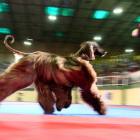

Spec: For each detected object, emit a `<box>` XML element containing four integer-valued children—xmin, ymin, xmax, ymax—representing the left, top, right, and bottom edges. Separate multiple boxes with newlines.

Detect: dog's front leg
<box><xmin>49</xmin><ymin>84</ymin><xmax>72</xmax><ymax>111</ymax></box>
<box><xmin>34</xmin><ymin>81</ymin><xmax>55</xmax><ymax>114</ymax></box>
<box><xmin>80</xmin><ymin>82</ymin><xmax>107</xmax><ymax>115</ymax></box>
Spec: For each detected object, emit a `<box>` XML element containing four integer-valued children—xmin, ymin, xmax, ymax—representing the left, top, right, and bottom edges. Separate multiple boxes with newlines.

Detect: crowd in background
<box><xmin>93</xmin><ymin>57</ymin><xmax>140</xmax><ymax>77</ymax></box>
<box><xmin>93</xmin><ymin>54</ymin><xmax>140</xmax><ymax>85</ymax></box>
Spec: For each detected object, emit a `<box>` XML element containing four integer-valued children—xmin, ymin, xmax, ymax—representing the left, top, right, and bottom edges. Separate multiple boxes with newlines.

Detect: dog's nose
<box><xmin>101</xmin><ymin>51</ymin><xmax>107</xmax><ymax>57</ymax></box>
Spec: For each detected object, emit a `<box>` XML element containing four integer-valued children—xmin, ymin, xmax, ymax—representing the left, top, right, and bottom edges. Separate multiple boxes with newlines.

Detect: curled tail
<box><xmin>4</xmin><ymin>35</ymin><xmax>27</xmax><ymax>56</ymax></box>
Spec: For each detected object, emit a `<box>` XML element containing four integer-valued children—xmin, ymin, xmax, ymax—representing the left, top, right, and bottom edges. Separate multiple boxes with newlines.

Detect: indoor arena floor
<box><xmin>0</xmin><ymin>102</ymin><xmax>140</xmax><ymax>140</ymax></box>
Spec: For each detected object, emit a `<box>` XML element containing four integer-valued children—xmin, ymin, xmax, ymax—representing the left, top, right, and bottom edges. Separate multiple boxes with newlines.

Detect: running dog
<box><xmin>0</xmin><ymin>35</ymin><xmax>107</xmax><ymax>115</ymax></box>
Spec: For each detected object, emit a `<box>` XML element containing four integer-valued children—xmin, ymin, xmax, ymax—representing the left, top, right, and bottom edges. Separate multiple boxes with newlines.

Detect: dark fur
<box><xmin>0</xmin><ymin>35</ymin><xmax>107</xmax><ymax>115</ymax></box>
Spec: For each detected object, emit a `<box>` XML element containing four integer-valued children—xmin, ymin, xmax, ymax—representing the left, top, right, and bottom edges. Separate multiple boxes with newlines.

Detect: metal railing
<box><xmin>28</xmin><ymin>75</ymin><xmax>140</xmax><ymax>87</ymax></box>
<box><xmin>97</xmin><ymin>75</ymin><xmax>140</xmax><ymax>86</ymax></box>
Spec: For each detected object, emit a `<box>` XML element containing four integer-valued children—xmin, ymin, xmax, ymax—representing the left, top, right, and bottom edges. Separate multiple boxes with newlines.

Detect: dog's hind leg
<box><xmin>80</xmin><ymin>83</ymin><xmax>107</xmax><ymax>115</ymax></box>
<box><xmin>50</xmin><ymin>84</ymin><xmax>72</xmax><ymax>111</ymax></box>
<box><xmin>34</xmin><ymin>81</ymin><xmax>55</xmax><ymax>114</ymax></box>
<box><xmin>0</xmin><ymin>70</ymin><xmax>36</xmax><ymax>102</ymax></box>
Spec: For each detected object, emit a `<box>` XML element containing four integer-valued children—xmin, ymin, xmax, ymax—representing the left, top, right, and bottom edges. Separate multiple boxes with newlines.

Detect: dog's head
<box><xmin>77</xmin><ymin>41</ymin><xmax>107</xmax><ymax>61</ymax></box>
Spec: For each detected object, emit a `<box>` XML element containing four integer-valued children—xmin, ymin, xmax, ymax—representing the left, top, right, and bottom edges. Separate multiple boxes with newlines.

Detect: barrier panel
<box><xmin>4</xmin><ymin>88</ymin><xmax>80</xmax><ymax>103</ymax></box>
<box><xmin>99</xmin><ymin>90</ymin><xmax>123</xmax><ymax>105</ymax></box>
<box><xmin>97</xmin><ymin>75</ymin><xmax>129</xmax><ymax>86</ymax></box>
<box><xmin>4</xmin><ymin>88</ymin><xmax>123</xmax><ymax>105</ymax></box>
<box><xmin>4</xmin><ymin>90</ymin><xmax>37</xmax><ymax>102</ymax></box>
<box><xmin>125</xmin><ymin>87</ymin><xmax>140</xmax><ymax>106</ymax></box>
<box><xmin>3</xmin><ymin>78</ymin><xmax>140</xmax><ymax>106</ymax></box>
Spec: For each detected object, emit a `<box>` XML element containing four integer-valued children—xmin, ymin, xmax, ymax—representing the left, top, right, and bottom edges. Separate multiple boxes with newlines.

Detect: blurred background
<box><xmin>0</xmin><ymin>0</ymin><xmax>140</xmax><ymax>106</ymax></box>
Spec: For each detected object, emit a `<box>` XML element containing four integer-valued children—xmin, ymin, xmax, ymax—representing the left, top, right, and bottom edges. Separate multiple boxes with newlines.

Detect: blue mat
<box><xmin>0</xmin><ymin>102</ymin><xmax>140</xmax><ymax>118</ymax></box>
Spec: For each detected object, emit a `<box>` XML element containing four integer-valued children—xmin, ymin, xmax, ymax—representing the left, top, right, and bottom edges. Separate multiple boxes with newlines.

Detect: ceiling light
<box><xmin>48</xmin><ymin>15</ymin><xmax>57</xmax><ymax>20</ymax></box>
<box><xmin>94</xmin><ymin>36</ymin><xmax>102</xmax><ymax>40</ymax></box>
<box><xmin>61</xmin><ymin>8</ymin><xmax>75</xmax><ymax>16</ymax></box>
<box><xmin>0</xmin><ymin>28</ymin><xmax>11</xmax><ymax>34</ymax></box>
<box><xmin>53</xmin><ymin>31</ymin><xmax>67</xmax><ymax>37</ymax></box>
<box><xmin>125</xmin><ymin>49</ymin><xmax>133</xmax><ymax>52</ymax></box>
<box><xmin>113</xmin><ymin>9</ymin><xmax>122</xmax><ymax>13</ymax></box>
<box><xmin>45</xmin><ymin>7</ymin><xmax>75</xmax><ymax>16</ymax></box>
<box><xmin>92</xmin><ymin>10</ymin><xmax>110</xmax><ymax>19</ymax></box>
<box><xmin>24</xmin><ymin>41</ymin><xmax>31</xmax><ymax>45</ymax></box>
<box><xmin>45</xmin><ymin>7</ymin><xmax>59</xmax><ymax>15</ymax></box>
<box><xmin>0</xmin><ymin>3</ymin><xmax>10</xmax><ymax>12</ymax></box>
<box><xmin>27</xmin><ymin>38</ymin><xmax>33</xmax><ymax>41</ymax></box>
<box><xmin>135</xmin><ymin>16</ymin><xmax>140</xmax><ymax>22</ymax></box>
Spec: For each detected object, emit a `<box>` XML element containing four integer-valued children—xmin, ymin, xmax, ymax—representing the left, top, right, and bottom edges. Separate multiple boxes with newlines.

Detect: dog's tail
<box><xmin>4</xmin><ymin>35</ymin><xmax>27</xmax><ymax>56</ymax></box>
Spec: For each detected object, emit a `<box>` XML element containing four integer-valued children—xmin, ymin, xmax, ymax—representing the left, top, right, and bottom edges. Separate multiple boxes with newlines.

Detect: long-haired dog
<box><xmin>0</xmin><ymin>35</ymin><xmax>107</xmax><ymax>115</ymax></box>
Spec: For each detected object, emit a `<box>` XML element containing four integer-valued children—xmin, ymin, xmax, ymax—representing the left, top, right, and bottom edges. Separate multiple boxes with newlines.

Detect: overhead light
<box><xmin>94</xmin><ymin>36</ymin><xmax>102</xmax><ymax>40</ymax></box>
<box><xmin>0</xmin><ymin>28</ymin><xmax>11</xmax><ymax>34</ymax></box>
<box><xmin>92</xmin><ymin>10</ymin><xmax>110</xmax><ymax>19</ymax></box>
<box><xmin>45</xmin><ymin>7</ymin><xmax>75</xmax><ymax>16</ymax></box>
<box><xmin>135</xmin><ymin>16</ymin><xmax>140</xmax><ymax>22</ymax></box>
<box><xmin>48</xmin><ymin>15</ymin><xmax>57</xmax><ymax>20</ymax></box>
<box><xmin>27</xmin><ymin>38</ymin><xmax>33</xmax><ymax>41</ymax></box>
<box><xmin>53</xmin><ymin>31</ymin><xmax>67</xmax><ymax>37</ymax></box>
<box><xmin>113</xmin><ymin>8</ymin><xmax>122</xmax><ymax>13</ymax></box>
<box><xmin>24</xmin><ymin>41</ymin><xmax>31</xmax><ymax>45</ymax></box>
<box><xmin>125</xmin><ymin>49</ymin><xmax>133</xmax><ymax>52</ymax></box>
<box><xmin>0</xmin><ymin>3</ymin><xmax>10</xmax><ymax>12</ymax></box>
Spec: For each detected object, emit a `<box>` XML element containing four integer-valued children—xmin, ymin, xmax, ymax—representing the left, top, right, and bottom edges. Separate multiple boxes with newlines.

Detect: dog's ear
<box><xmin>79</xmin><ymin>41</ymin><xmax>95</xmax><ymax>61</ymax></box>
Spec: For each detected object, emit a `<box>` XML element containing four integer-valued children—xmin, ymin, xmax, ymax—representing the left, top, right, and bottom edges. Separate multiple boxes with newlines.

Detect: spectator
<box><xmin>132</xmin><ymin>23</ymin><xmax>140</xmax><ymax>38</ymax></box>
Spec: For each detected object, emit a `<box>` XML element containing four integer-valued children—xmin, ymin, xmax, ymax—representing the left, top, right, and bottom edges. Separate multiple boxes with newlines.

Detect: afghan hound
<box><xmin>0</xmin><ymin>35</ymin><xmax>107</xmax><ymax>115</ymax></box>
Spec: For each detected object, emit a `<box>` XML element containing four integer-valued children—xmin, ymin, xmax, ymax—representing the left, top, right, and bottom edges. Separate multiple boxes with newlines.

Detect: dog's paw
<box><xmin>56</xmin><ymin>106</ymin><xmax>63</xmax><ymax>111</ymax></box>
<box><xmin>64</xmin><ymin>100</ymin><xmax>71</xmax><ymax>108</ymax></box>
<box><xmin>98</xmin><ymin>106</ymin><xmax>107</xmax><ymax>115</ymax></box>
<box><xmin>44</xmin><ymin>107</ymin><xmax>54</xmax><ymax>114</ymax></box>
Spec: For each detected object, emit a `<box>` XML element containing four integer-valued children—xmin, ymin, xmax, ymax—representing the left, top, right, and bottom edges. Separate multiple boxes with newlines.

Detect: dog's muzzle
<box><xmin>101</xmin><ymin>51</ymin><xmax>107</xmax><ymax>57</ymax></box>
<box><xmin>94</xmin><ymin>48</ymin><xmax>107</xmax><ymax>57</ymax></box>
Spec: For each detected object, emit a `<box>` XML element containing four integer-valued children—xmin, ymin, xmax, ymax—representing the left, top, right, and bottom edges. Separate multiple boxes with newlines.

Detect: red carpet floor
<box><xmin>0</xmin><ymin>114</ymin><xmax>140</xmax><ymax>140</ymax></box>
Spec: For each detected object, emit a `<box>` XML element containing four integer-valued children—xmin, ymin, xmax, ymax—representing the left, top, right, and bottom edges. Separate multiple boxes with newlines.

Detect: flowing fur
<box><xmin>0</xmin><ymin>35</ymin><xmax>107</xmax><ymax>115</ymax></box>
